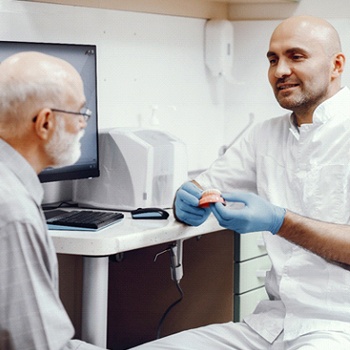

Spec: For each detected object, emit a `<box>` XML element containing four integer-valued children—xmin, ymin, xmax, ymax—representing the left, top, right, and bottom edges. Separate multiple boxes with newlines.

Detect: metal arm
<box><xmin>169</xmin><ymin>239</ymin><xmax>183</xmax><ymax>283</ymax></box>
<box><xmin>154</xmin><ymin>239</ymin><xmax>184</xmax><ymax>283</ymax></box>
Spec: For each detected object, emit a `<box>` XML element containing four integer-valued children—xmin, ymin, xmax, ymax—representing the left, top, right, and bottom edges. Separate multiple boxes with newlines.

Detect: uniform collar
<box><xmin>288</xmin><ymin>87</ymin><xmax>350</xmax><ymax>139</ymax></box>
<box><xmin>312</xmin><ymin>86</ymin><xmax>350</xmax><ymax>125</ymax></box>
<box><xmin>288</xmin><ymin>113</ymin><xmax>300</xmax><ymax>139</ymax></box>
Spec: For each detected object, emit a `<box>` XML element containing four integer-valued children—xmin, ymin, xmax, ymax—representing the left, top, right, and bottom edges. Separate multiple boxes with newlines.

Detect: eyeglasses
<box><xmin>51</xmin><ymin>107</ymin><xmax>92</xmax><ymax>122</ymax></box>
<box><xmin>32</xmin><ymin>107</ymin><xmax>92</xmax><ymax>123</ymax></box>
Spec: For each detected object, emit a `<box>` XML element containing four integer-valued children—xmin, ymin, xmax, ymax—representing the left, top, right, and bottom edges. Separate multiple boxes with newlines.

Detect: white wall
<box><xmin>2</xmin><ymin>1</ymin><xmax>350</xmax><ymax>179</ymax></box>
<box><xmin>0</xmin><ymin>0</ymin><xmax>226</xmax><ymax>172</ymax></box>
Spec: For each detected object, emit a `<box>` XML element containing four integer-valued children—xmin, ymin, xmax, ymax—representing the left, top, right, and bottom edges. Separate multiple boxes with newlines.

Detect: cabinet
<box><xmin>58</xmin><ymin>228</ymin><xmax>272</xmax><ymax>346</ymax></box>
<box><xmin>59</xmin><ymin>230</ymin><xmax>234</xmax><ymax>350</ymax></box>
<box><xmin>233</xmin><ymin>231</ymin><xmax>270</xmax><ymax>322</ymax></box>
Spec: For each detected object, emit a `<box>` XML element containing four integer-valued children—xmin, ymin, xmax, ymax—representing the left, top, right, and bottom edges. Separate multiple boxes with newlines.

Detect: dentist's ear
<box><xmin>331</xmin><ymin>52</ymin><xmax>345</xmax><ymax>78</ymax></box>
<box><xmin>33</xmin><ymin>108</ymin><xmax>55</xmax><ymax>140</ymax></box>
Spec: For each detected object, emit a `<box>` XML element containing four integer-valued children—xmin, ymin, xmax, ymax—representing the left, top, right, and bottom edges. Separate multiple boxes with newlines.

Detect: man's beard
<box><xmin>274</xmin><ymin>78</ymin><xmax>329</xmax><ymax>115</ymax></box>
<box><xmin>45</xmin><ymin>117</ymin><xmax>84</xmax><ymax>168</ymax></box>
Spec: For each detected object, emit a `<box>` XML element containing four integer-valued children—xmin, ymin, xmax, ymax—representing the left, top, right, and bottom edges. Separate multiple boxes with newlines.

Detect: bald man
<box><xmin>0</xmin><ymin>52</ymin><xmax>105</xmax><ymax>349</ymax></box>
<box><xmin>133</xmin><ymin>16</ymin><xmax>350</xmax><ymax>349</ymax></box>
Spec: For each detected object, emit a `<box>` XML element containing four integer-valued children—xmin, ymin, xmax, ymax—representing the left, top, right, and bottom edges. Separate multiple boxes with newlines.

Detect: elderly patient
<box><xmin>130</xmin><ymin>15</ymin><xmax>350</xmax><ymax>350</ymax></box>
<box><xmin>0</xmin><ymin>52</ymin><xmax>105</xmax><ymax>349</ymax></box>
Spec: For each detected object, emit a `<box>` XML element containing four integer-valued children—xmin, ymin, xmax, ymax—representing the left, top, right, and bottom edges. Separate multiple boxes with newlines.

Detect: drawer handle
<box><xmin>256</xmin><ymin>269</ymin><xmax>268</xmax><ymax>279</ymax></box>
<box><xmin>256</xmin><ymin>237</ymin><xmax>265</xmax><ymax>247</ymax></box>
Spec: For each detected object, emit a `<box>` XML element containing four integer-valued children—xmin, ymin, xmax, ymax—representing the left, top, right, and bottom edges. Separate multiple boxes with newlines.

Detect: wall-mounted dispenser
<box><xmin>204</xmin><ymin>19</ymin><xmax>234</xmax><ymax>77</ymax></box>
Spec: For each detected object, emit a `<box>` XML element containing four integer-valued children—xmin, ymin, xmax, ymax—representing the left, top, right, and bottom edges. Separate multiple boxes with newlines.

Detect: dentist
<box><xmin>133</xmin><ymin>15</ymin><xmax>350</xmax><ymax>349</ymax></box>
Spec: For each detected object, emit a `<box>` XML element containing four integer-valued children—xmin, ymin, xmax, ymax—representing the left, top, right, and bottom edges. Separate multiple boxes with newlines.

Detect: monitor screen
<box><xmin>0</xmin><ymin>41</ymin><xmax>99</xmax><ymax>183</ymax></box>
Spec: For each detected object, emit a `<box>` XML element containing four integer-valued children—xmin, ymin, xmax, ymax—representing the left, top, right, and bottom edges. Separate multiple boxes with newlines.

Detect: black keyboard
<box><xmin>45</xmin><ymin>209</ymin><xmax>124</xmax><ymax>230</ymax></box>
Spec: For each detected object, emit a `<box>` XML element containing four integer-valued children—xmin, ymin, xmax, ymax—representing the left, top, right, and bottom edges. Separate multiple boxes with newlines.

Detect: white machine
<box><xmin>73</xmin><ymin>128</ymin><xmax>188</xmax><ymax>210</ymax></box>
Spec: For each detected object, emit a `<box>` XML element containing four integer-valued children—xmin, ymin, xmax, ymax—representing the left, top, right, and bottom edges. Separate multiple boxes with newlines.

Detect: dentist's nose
<box><xmin>274</xmin><ymin>59</ymin><xmax>292</xmax><ymax>78</ymax></box>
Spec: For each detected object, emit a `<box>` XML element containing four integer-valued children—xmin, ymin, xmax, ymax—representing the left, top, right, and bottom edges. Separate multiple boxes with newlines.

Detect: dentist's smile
<box><xmin>277</xmin><ymin>82</ymin><xmax>300</xmax><ymax>91</ymax></box>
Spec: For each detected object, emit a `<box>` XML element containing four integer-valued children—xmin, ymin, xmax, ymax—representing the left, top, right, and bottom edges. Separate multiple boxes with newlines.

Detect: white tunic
<box><xmin>195</xmin><ymin>87</ymin><xmax>350</xmax><ymax>342</ymax></box>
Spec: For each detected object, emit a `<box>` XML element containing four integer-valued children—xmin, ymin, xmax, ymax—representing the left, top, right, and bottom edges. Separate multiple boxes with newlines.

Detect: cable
<box><xmin>154</xmin><ymin>241</ymin><xmax>184</xmax><ymax>339</ymax></box>
<box><xmin>156</xmin><ymin>281</ymin><xmax>184</xmax><ymax>339</ymax></box>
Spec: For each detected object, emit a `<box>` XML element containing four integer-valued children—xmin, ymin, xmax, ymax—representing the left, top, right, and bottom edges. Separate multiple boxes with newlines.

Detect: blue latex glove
<box><xmin>174</xmin><ymin>181</ymin><xmax>211</xmax><ymax>226</ymax></box>
<box><xmin>211</xmin><ymin>191</ymin><xmax>286</xmax><ymax>234</ymax></box>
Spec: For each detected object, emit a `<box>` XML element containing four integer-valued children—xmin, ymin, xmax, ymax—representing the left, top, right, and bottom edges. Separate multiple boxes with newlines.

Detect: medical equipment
<box><xmin>73</xmin><ymin>128</ymin><xmax>188</xmax><ymax>210</ymax></box>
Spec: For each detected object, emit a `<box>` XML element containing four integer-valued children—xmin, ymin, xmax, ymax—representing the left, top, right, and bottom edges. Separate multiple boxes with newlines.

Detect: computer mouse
<box><xmin>131</xmin><ymin>207</ymin><xmax>169</xmax><ymax>220</ymax></box>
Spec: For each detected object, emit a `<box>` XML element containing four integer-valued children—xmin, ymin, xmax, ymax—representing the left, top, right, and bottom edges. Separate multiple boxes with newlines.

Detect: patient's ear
<box><xmin>33</xmin><ymin>108</ymin><xmax>55</xmax><ymax>140</ymax></box>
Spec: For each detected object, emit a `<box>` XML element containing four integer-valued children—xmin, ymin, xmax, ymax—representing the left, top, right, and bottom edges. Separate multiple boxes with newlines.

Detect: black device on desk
<box><xmin>45</xmin><ymin>209</ymin><xmax>124</xmax><ymax>230</ymax></box>
<box><xmin>131</xmin><ymin>207</ymin><xmax>169</xmax><ymax>220</ymax></box>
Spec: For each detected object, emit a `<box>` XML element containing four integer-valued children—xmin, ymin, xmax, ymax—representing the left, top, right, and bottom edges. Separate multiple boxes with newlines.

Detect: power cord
<box><xmin>154</xmin><ymin>241</ymin><xmax>184</xmax><ymax>339</ymax></box>
<box><xmin>156</xmin><ymin>280</ymin><xmax>184</xmax><ymax>339</ymax></box>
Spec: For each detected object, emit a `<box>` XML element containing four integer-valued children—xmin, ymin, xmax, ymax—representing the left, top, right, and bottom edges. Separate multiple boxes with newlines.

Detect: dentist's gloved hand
<box><xmin>211</xmin><ymin>191</ymin><xmax>286</xmax><ymax>234</ymax></box>
<box><xmin>174</xmin><ymin>181</ymin><xmax>211</xmax><ymax>226</ymax></box>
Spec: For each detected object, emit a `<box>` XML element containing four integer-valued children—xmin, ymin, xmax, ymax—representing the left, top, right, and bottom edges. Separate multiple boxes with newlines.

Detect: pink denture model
<box><xmin>198</xmin><ymin>189</ymin><xmax>225</xmax><ymax>208</ymax></box>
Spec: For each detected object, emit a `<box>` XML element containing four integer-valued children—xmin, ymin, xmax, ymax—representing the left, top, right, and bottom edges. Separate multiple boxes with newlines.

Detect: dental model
<box><xmin>198</xmin><ymin>189</ymin><xmax>225</xmax><ymax>207</ymax></box>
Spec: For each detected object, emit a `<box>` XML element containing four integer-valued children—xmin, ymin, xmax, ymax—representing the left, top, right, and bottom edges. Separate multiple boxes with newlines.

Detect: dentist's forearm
<box><xmin>278</xmin><ymin>210</ymin><xmax>350</xmax><ymax>265</ymax></box>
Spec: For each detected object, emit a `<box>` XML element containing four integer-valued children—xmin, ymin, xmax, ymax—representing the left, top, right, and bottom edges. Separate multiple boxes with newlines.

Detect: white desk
<box><xmin>49</xmin><ymin>211</ymin><xmax>223</xmax><ymax>347</ymax></box>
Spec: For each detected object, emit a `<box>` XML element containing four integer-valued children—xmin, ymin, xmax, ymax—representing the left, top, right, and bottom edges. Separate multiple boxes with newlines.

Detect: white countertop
<box><xmin>49</xmin><ymin>211</ymin><xmax>223</xmax><ymax>256</ymax></box>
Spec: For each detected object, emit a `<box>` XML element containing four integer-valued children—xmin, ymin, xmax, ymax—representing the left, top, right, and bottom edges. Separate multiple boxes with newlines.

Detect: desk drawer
<box><xmin>234</xmin><ymin>286</ymin><xmax>268</xmax><ymax>322</ymax></box>
<box><xmin>234</xmin><ymin>231</ymin><xmax>267</xmax><ymax>262</ymax></box>
<box><xmin>234</xmin><ymin>254</ymin><xmax>271</xmax><ymax>294</ymax></box>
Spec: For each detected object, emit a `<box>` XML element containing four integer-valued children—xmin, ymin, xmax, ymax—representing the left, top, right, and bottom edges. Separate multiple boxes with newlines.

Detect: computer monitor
<box><xmin>0</xmin><ymin>41</ymin><xmax>100</xmax><ymax>183</ymax></box>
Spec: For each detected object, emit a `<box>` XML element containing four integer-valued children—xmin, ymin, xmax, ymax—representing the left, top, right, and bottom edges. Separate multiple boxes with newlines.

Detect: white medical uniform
<box><xmin>131</xmin><ymin>87</ymin><xmax>350</xmax><ymax>349</ymax></box>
